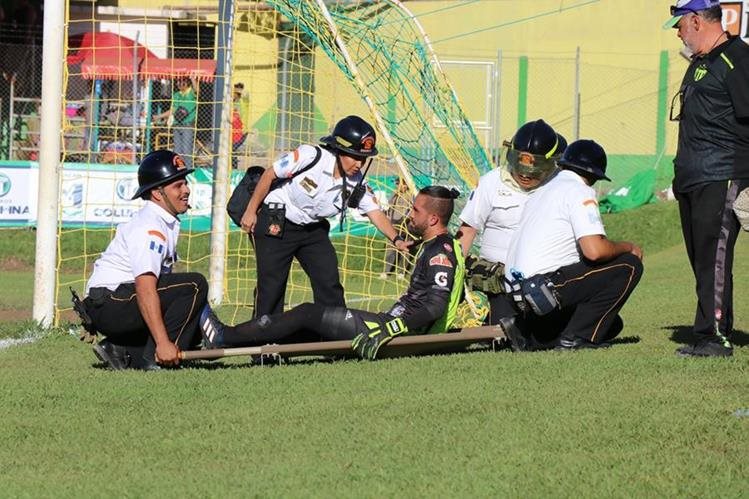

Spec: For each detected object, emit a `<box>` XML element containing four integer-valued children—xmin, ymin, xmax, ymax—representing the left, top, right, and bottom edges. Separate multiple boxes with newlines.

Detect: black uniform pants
<box><xmin>253</xmin><ymin>206</ymin><xmax>345</xmax><ymax>317</ymax></box>
<box><xmin>86</xmin><ymin>272</ymin><xmax>208</xmax><ymax>364</ymax></box>
<box><xmin>549</xmin><ymin>253</ymin><xmax>643</xmax><ymax>343</ymax></box>
<box><xmin>224</xmin><ymin>303</ymin><xmax>382</xmax><ymax>346</ymax></box>
<box><xmin>488</xmin><ymin>294</ymin><xmax>580</xmax><ymax>348</ymax></box>
<box><xmin>675</xmin><ymin>179</ymin><xmax>746</xmax><ymax>339</ymax></box>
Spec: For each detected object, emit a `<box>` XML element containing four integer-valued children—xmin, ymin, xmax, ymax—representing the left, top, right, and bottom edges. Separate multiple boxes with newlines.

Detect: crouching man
<box><xmin>81</xmin><ymin>150</ymin><xmax>208</xmax><ymax>369</ymax></box>
<box><xmin>501</xmin><ymin>140</ymin><xmax>644</xmax><ymax>350</ymax></box>
<box><xmin>200</xmin><ymin>186</ymin><xmax>465</xmax><ymax>360</ymax></box>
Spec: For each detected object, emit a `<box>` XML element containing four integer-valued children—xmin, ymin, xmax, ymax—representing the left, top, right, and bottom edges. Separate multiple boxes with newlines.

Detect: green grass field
<box><xmin>1</xmin><ymin>202</ymin><xmax>747</xmax><ymax>497</ymax></box>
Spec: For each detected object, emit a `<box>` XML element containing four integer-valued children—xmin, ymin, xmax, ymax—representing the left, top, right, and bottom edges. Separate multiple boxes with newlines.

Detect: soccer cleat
<box><xmin>676</xmin><ymin>338</ymin><xmax>733</xmax><ymax>358</ymax></box>
<box><xmin>199</xmin><ymin>304</ymin><xmax>225</xmax><ymax>349</ymax></box>
<box><xmin>554</xmin><ymin>336</ymin><xmax>611</xmax><ymax>351</ymax></box>
<box><xmin>498</xmin><ymin>316</ymin><xmax>530</xmax><ymax>352</ymax></box>
<box><xmin>92</xmin><ymin>339</ymin><xmax>130</xmax><ymax>370</ymax></box>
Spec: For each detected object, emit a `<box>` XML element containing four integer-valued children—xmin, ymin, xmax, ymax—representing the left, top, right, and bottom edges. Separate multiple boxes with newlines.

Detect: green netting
<box><xmin>266</xmin><ymin>0</ymin><xmax>491</xmax><ymax>208</ymax></box>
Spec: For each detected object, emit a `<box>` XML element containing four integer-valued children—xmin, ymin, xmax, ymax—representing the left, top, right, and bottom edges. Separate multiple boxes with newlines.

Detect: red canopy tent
<box><xmin>67</xmin><ymin>32</ymin><xmax>217</xmax><ymax>82</ymax></box>
<box><xmin>140</xmin><ymin>58</ymin><xmax>217</xmax><ymax>82</ymax></box>
<box><xmin>67</xmin><ymin>32</ymin><xmax>159</xmax><ymax>80</ymax></box>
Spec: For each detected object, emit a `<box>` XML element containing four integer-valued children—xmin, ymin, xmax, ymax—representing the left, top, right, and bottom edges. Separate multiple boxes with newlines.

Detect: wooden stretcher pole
<box><xmin>180</xmin><ymin>325</ymin><xmax>505</xmax><ymax>361</ymax></box>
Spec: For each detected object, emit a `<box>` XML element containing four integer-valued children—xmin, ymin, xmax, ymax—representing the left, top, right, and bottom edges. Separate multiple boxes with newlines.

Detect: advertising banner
<box><xmin>0</xmin><ymin>163</ymin><xmax>38</xmax><ymax>225</ymax></box>
<box><xmin>0</xmin><ymin>162</ymin><xmax>400</xmax><ymax>236</ymax></box>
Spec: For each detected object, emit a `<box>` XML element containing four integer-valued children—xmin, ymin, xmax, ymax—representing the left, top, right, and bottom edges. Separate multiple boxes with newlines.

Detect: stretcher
<box><xmin>179</xmin><ymin>324</ymin><xmax>506</xmax><ymax>362</ymax></box>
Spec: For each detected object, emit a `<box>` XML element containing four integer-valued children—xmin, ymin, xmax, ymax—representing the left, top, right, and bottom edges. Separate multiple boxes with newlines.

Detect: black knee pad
<box><xmin>321</xmin><ymin>307</ymin><xmax>358</xmax><ymax>340</ymax></box>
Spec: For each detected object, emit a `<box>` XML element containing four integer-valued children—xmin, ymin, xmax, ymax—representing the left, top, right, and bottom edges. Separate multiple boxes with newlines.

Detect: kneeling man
<box><xmin>502</xmin><ymin>140</ymin><xmax>644</xmax><ymax>350</ymax></box>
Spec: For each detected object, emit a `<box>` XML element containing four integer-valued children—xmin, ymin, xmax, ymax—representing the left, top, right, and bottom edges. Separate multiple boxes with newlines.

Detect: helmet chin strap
<box><xmin>158</xmin><ymin>186</ymin><xmax>180</xmax><ymax>217</ymax></box>
<box><xmin>336</xmin><ymin>154</ymin><xmax>349</xmax><ymax>231</ymax></box>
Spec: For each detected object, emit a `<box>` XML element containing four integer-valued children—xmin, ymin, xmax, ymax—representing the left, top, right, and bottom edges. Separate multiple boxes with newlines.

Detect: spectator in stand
<box><xmin>154</xmin><ymin>76</ymin><xmax>198</xmax><ymax>169</ymax></box>
<box><xmin>231</xmin><ymin>82</ymin><xmax>247</xmax><ymax>169</ymax></box>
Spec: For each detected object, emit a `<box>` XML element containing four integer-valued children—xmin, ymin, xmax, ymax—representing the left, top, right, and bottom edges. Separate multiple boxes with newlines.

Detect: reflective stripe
<box><xmin>428</xmin><ymin>238</ymin><xmax>466</xmax><ymax>333</ymax></box>
<box><xmin>720</xmin><ymin>52</ymin><xmax>734</xmax><ymax>70</ymax></box>
<box><xmin>712</xmin><ymin>180</ymin><xmax>739</xmax><ymax>338</ymax></box>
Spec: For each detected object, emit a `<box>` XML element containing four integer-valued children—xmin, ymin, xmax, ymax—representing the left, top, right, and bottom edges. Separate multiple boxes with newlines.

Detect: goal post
<box><xmin>33</xmin><ymin>0</ymin><xmax>65</xmax><ymax>326</ymax></box>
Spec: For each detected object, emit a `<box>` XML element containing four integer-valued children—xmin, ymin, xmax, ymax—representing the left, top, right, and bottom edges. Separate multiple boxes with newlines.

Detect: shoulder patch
<box><xmin>429</xmin><ymin>253</ymin><xmax>453</xmax><ymax>268</ymax></box>
<box><xmin>147</xmin><ymin>230</ymin><xmax>166</xmax><ymax>241</ymax></box>
<box><xmin>443</xmin><ymin>243</ymin><xmax>453</xmax><ymax>253</ymax></box>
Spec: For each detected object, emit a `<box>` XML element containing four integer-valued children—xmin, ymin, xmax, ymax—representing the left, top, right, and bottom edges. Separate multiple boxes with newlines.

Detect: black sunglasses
<box><xmin>670</xmin><ymin>5</ymin><xmax>698</xmax><ymax>16</ymax></box>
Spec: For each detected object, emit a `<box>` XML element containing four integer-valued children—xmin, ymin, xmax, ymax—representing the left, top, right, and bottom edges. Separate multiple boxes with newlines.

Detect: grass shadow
<box><xmin>610</xmin><ymin>335</ymin><xmax>640</xmax><ymax>345</ymax></box>
<box><xmin>664</xmin><ymin>324</ymin><xmax>749</xmax><ymax>347</ymax></box>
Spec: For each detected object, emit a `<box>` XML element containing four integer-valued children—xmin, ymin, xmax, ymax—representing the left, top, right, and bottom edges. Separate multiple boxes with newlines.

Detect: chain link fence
<box><xmin>1</xmin><ymin>20</ymin><xmax>678</xmax><ymax>198</ymax></box>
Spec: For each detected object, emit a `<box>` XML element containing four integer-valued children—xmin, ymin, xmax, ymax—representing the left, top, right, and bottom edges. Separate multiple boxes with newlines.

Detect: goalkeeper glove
<box><xmin>351</xmin><ymin>317</ymin><xmax>407</xmax><ymax>360</ymax></box>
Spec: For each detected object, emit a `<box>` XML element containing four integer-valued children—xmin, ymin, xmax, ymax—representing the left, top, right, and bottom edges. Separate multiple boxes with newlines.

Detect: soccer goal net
<box><xmin>54</xmin><ymin>0</ymin><xmax>490</xmax><ymax>326</ymax></box>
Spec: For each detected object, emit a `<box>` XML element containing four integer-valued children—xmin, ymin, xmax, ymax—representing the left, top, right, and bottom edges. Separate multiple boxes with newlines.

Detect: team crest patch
<box><xmin>173</xmin><ymin>155</ymin><xmax>186</xmax><ymax>169</ymax></box>
<box><xmin>361</xmin><ymin>135</ymin><xmax>375</xmax><ymax>152</ymax></box>
<box><xmin>268</xmin><ymin>223</ymin><xmax>281</xmax><ymax>236</ymax></box>
<box><xmin>693</xmin><ymin>64</ymin><xmax>708</xmax><ymax>82</ymax></box>
<box><xmin>429</xmin><ymin>254</ymin><xmax>453</xmax><ymax>267</ymax></box>
<box><xmin>518</xmin><ymin>152</ymin><xmax>535</xmax><ymax>166</ymax></box>
<box><xmin>443</xmin><ymin>243</ymin><xmax>453</xmax><ymax>253</ymax></box>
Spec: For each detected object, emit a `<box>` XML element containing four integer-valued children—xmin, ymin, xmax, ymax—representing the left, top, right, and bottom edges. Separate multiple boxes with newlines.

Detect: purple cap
<box><xmin>664</xmin><ymin>0</ymin><xmax>721</xmax><ymax>29</ymax></box>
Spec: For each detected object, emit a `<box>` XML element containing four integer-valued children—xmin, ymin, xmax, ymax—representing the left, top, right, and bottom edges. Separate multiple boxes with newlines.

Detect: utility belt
<box><xmin>506</xmin><ymin>271</ymin><xmax>560</xmax><ymax>316</ymax></box>
<box><xmin>464</xmin><ymin>255</ymin><xmax>505</xmax><ymax>295</ymax></box>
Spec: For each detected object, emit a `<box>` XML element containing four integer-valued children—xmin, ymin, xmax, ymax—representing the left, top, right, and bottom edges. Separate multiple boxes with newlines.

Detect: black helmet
<box><xmin>132</xmin><ymin>150</ymin><xmax>195</xmax><ymax>200</ymax></box>
<box><xmin>556</xmin><ymin>133</ymin><xmax>568</xmax><ymax>156</ymax></box>
<box><xmin>504</xmin><ymin>119</ymin><xmax>562</xmax><ymax>180</ymax></box>
<box><xmin>557</xmin><ymin>139</ymin><xmax>610</xmax><ymax>181</ymax></box>
<box><xmin>320</xmin><ymin>115</ymin><xmax>378</xmax><ymax>157</ymax></box>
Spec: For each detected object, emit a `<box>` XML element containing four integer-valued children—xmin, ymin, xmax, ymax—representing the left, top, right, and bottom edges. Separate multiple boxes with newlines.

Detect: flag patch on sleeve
<box><xmin>149</xmin><ymin>240</ymin><xmax>164</xmax><ymax>254</ymax></box>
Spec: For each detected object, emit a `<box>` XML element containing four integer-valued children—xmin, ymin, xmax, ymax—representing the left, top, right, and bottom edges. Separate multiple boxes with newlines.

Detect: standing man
<box><xmin>664</xmin><ymin>1</ymin><xmax>749</xmax><ymax>357</ymax></box>
<box><xmin>457</xmin><ymin>119</ymin><xmax>565</xmax><ymax>324</ymax></box>
<box><xmin>239</xmin><ymin>115</ymin><xmax>410</xmax><ymax>317</ymax></box>
<box><xmin>201</xmin><ymin>186</ymin><xmax>464</xmax><ymax>360</ymax></box>
<box><xmin>502</xmin><ymin>140</ymin><xmax>643</xmax><ymax>351</ymax></box>
<box><xmin>154</xmin><ymin>77</ymin><xmax>198</xmax><ymax>169</ymax></box>
<box><xmin>83</xmin><ymin>150</ymin><xmax>208</xmax><ymax>370</ymax></box>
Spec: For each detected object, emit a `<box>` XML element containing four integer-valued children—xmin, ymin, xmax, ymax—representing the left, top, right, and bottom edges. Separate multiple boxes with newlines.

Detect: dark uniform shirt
<box><xmin>674</xmin><ymin>36</ymin><xmax>749</xmax><ymax>193</ymax></box>
<box><xmin>386</xmin><ymin>233</ymin><xmax>465</xmax><ymax>333</ymax></box>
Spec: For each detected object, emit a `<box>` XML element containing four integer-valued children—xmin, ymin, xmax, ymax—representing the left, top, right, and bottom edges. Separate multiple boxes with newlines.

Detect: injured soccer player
<box><xmin>199</xmin><ymin>186</ymin><xmax>465</xmax><ymax>360</ymax></box>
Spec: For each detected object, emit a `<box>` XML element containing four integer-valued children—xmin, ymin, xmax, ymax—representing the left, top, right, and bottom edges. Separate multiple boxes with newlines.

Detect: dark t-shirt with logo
<box><xmin>674</xmin><ymin>36</ymin><xmax>749</xmax><ymax>193</ymax></box>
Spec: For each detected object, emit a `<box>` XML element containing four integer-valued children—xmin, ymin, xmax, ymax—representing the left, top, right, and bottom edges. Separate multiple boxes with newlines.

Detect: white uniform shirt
<box><xmin>459</xmin><ymin>168</ymin><xmax>529</xmax><ymax>263</ymax></box>
<box><xmin>505</xmin><ymin>170</ymin><xmax>605</xmax><ymax>278</ymax></box>
<box><xmin>86</xmin><ymin>201</ymin><xmax>180</xmax><ymax>294</ymax></box>
<box><xmin>265</xmin><ymin>144</ymin><xmax>379</xmax><ymax>225</ymax></box>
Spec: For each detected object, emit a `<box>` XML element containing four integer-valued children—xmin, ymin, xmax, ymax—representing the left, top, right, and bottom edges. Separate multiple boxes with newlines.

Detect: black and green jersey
<box><xmin>386</xmin><ymin>233</ymin><xmax>465</xmax><ymax>333</ymax></box>
<box><xmin>674</xmin><ymin>36</ymin><xmax>749</xmax><ymax>192</ymax></box>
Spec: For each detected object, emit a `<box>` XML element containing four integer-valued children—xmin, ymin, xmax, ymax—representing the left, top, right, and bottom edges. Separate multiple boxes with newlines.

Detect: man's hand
<box><xmin>394</xmin><ymin>238</ymin><xmax>413</xmax><ymax>252</ymax></box>
<box><xmin>155</xmin><ymin>341</ymin><xmax>180</xmax><ymax>366</ymax></box>
<box><xmin>628</xmin><ymin>242</ymin><xmax>643</xmax><ymax>260</ymax></box>
<box><xmin>351</xmin><ymin>317</ymin><xmax>407</xmax><ymax>360</ymax></box>
<box><xmin>240</xmin><ymin>210</ymin><xmax>257</xmax><ymax>234</ymax></box>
